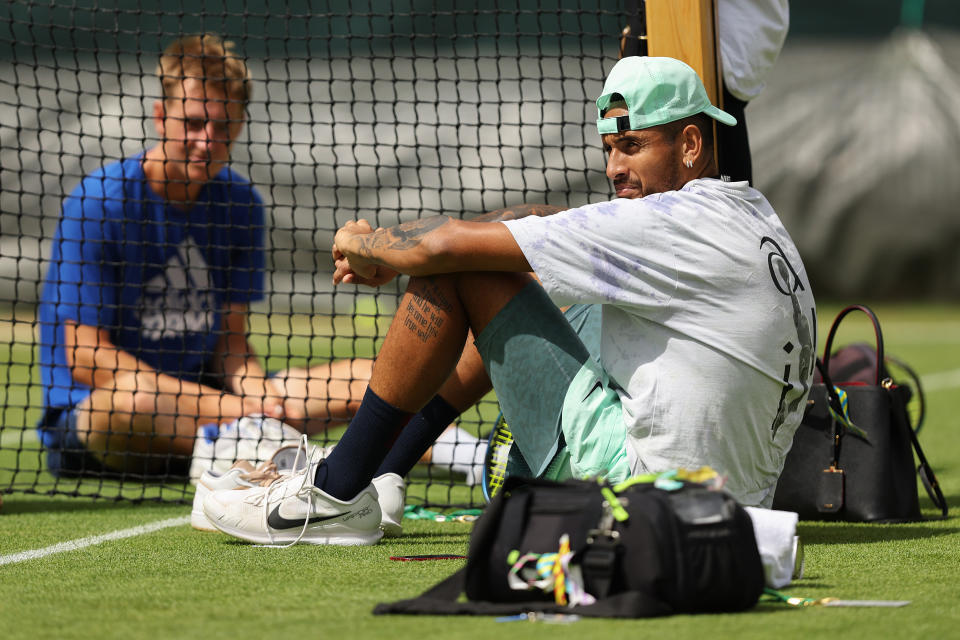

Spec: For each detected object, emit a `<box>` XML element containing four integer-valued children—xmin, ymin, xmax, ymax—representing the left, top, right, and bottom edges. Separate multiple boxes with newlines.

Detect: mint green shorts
<box><xmin>474</xmin><ymin>282</ymin><xmax>629</xmax><ymax>483</ymax></box>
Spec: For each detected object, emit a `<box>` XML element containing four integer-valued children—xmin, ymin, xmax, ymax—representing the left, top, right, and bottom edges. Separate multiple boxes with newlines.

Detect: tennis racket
<box><xmin>481</xmin><ymin>412</ymin><xmax>513</xmax><ymax>502</ymax></box>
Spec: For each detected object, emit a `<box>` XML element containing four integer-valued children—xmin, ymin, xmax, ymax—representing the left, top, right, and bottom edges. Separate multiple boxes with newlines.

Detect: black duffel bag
<box><xmin>375</xmin><ymin>476</ymin><xmax>765</xmax><ymax>619</ymax></box>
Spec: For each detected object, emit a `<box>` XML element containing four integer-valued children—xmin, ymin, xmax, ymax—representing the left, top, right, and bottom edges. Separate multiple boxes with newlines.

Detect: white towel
<box><xmin>744</xmin><ymin>506</ymin><xmax>803</xmax><ymax>588</ymax></box>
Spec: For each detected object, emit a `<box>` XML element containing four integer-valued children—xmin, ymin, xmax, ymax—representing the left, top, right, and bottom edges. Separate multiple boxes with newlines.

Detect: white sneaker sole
<box><xmin>380</xmin><ymin>519</ymin><xmax>402</xmax><ymax>538</ymax></box>
<box><xmin>191</xmin><ymin>508</ymin><xmax>218</xmax><ymax>532</ymax></box>
<box><xmin>208</xmin><ymin>517</ymin><xmax>384</xmax><ymax>546</ymax></box>
<box><xmin>191</xmin><ymin>483</ymin><xmax>217</xmax><ymax>532</ymax></box>
<box><xmin>372</xmin><ymin>473</ymin><xmax>405</xmax><ymax>538</ymax></box>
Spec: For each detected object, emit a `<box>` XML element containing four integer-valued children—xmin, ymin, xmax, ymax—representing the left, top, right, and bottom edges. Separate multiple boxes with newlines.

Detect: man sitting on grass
<box><xmin>37</xmin><ymin>34</ymin><xmax>486</xmax><ymax>525</ymax></box>
<box><xmin>202</xmin><ymin>56</ymin><xmax>816</xmax><ymax>546</ymax></box>
<box><xmin>37</xmin><ymin>35</ymin><xmax>374</xmax><ymax>478</ymax></box>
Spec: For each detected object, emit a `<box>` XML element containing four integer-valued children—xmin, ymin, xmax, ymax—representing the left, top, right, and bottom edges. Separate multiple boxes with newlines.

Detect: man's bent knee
<box><xmin>74</xmin><ymin>380</ymin><xmax>160</xmax><ymax>446</ymax></box>
<box><xmin>453</xmin><ymin>271</ymin><xmax>536</xmax><ymax>336</ymax></box>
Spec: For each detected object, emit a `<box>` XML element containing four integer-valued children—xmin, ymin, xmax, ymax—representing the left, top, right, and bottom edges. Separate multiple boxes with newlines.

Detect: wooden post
<box><xmin>644</xmin><ymin>0</ymin><xmax>723</xmax><ymax>164</ymax></box>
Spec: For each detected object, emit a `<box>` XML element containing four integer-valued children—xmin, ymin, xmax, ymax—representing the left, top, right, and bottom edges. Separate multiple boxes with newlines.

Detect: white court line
<box><xmin>0</xmin><ymin>516</ymin><xmax>190</xmax><ymax>567</ymax></box>
<box><xmin>921</xmin><ymin>367</ymin><xmax>960</xmax><ymax>393</ymax></box>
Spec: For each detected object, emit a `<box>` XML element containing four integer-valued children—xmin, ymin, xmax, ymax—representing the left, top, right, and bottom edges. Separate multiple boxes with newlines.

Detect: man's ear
<box><xmin>152</xmin><ymin>100</ymin><xmax>165</xmax><ymax>138</ymax></box>
<box><xmin>681</xmin><ymin>123</ymin><xmax>704</xmax><ymax>166</ymax></box>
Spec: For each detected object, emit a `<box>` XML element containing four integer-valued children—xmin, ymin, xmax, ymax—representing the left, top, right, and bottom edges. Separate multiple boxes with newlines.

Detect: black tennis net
<box><xmin>0</xmin><ymin>1</ymin><xmax>624</xmax><ymax>505</ymax></box>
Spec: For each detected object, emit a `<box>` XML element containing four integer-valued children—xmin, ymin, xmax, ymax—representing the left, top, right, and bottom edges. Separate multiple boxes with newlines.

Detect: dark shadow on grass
<box><xmin>221</xmin><ymin>539</ymin><xmax>262</xmax><ymax>546</ymax></box>
<box><xmin>782</xmin><ymin>581</ymin><xmax>834</xmax><ymax>589</ymax></box>
<box><xmin>751</xmin><ymin>602</ymin><xmax>813</xmax><ymax>614</ymax></box>
<box><xmin>932</xmin><ymin>493</ymin><xmax>959</xmax><ymax>506</ymax></box>
<box><xmin>213</xmin><ymin>531</ymin><xmax>470</xmax><ymax>546</ymax></box>
<box><xmin>387</xmin><ymin>531</ymin><xmax>469</xmax><ymax>542</ymax></box>
<box><xmin>798</xmin><ymin>523</ymin><xmax>960</xmax><ymax>544</ymax></box>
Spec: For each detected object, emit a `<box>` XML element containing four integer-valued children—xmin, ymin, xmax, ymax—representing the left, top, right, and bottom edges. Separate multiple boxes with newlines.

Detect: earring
<box><xmin>684</xmin><ymin>159</ymin><xmax>693</xmax><ymax>168</ymax></box>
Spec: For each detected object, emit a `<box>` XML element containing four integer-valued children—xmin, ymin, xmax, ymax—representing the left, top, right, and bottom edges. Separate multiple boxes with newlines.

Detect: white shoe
<box><xmin>189</xmin><ymin>415</ymin><xmax>302</xmax><ymax>485</ymax></box>
<box><xmin>461</xmin><ymin>453</ymin><xmax>486</xmax><ymax>487</ymax></box>
<box><xmin>372</xmin><ymin>473</ymin><xmax>405</xmax><ymax>537</ymax></box>
<box><xmin>431</xmin><ymin>430</ymin><xmax>488</xmax><ymax>487</ymax></box>
<box><xmin>202</xmin><ymin>462</ymin><xmax>383</xmax><ymax>546</ymax></box>
<box><xmin>191</xmin><ymin>439</ymin><xmax>334</xmax><ymax>532</ymax></box>
<box><xmin>191</xmin><ymin>460</ymin><xmax>277</xmax><ymax>531</ymax></box>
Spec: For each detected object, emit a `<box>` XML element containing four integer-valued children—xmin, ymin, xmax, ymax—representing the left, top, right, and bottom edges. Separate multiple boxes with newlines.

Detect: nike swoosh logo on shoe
<box><xmin>267</xmin><ymin>506</ymin><xmax>348</xmax><ymax>530</ymax></box>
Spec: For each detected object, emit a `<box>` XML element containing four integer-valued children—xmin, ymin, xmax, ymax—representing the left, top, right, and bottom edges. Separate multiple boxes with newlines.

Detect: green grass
<box><xmin>0</xmin><ymin>305</ymin><xmax>500</xmax><ymax>504</ymax></box>
<box><xmin>2</xmin><ymin>302</ymin><xmax>960</xmax><ymax>639</ymax></box>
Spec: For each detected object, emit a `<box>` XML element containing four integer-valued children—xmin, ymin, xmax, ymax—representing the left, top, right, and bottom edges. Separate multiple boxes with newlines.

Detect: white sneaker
<box><xmin>372</xmin><ymin>473</ymin><xmax>405</xmax><ymax>537</ymax></box>
<box><xmin>431</xmin><ymin>430</ymin><xmax>488</xmax><ymax>487</ymax></box>
<box><xmin>191</xmin><ymin>439</ymin><xmax>334</xmax><ymax>532</ymax></box>
<box><xmin>191</xmin><ymin>460</ymin><xmax>279</xmax><ymax>531</ymax></box>
<box><xmin>189</xmin><ymin>415</ymin><xmax>302</xmax><ymax>485</ymax></box>
<box><xmin>202</xmin><ymin>463</ymin><xmax>383</xmax><ymax>546</ymax></box>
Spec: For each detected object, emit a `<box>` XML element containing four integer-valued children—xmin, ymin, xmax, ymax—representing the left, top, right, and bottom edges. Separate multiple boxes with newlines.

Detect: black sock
<box><xmin>375</xmin><ymin>394</ymin><xmax>461</xmax><ymax>478</ymax></box>
<box><xmin>313</xmin><ymin>387</ymin><xmax>412</xmax><ymax>500</ymax></box>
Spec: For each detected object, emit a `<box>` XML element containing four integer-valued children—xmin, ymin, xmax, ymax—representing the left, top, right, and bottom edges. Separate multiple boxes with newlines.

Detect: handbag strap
<box><xmin>823</xmin><ymin>305</ymin><xmax>885</xmax><ymax>384</ymax></box>
<box><xmin>902</xmin><ymin>407</ymin><xmax>949</xmax><ymax>518</ymax></box>
<box><xmin>886</xmin><ymin>354</ymin><xmax>926</xmax><ymax>433</ymax></box>
<box><xmin>814</xmin><ymin>357</ymin><xmax>846</xmax><ymax>470</ymax></box>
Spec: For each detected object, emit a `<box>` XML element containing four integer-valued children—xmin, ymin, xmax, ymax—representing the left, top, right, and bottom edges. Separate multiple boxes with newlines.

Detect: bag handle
<box><xmin>823</xmin><ymin>305</ymin><xmax>885</xmax><ymax>384</ymax></box>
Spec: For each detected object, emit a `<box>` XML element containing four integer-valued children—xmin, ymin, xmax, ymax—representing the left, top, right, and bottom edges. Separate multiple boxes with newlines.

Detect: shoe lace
<box><xmin>243</xmin><ymin>461</ymin><xmax>282</xmax><ymax>487</ymax></box>
<box><xmin>258</xmin><ymin>434</ymin><xmax>318</xmax><ymax>549</ymax></box>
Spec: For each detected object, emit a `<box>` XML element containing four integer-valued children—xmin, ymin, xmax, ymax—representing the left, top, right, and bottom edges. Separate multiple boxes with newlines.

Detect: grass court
<box><xmin>2</xmin><ymin>302</ymin><xmax>959</xmax><ymax>639</ymax></box>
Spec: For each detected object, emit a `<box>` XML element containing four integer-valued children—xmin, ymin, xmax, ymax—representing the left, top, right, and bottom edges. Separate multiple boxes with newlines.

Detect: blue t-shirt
<box><xmin>37</xmin><ymin>154</ymin><xmax>266</xmax><ymax>445</ymax></box>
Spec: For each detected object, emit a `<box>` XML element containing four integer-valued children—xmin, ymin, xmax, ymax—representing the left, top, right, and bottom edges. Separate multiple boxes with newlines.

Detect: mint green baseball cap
<box><xmin>596</xmin><ymin>56</ymin><xmax>737</xmax><ymax>135</ymax></box>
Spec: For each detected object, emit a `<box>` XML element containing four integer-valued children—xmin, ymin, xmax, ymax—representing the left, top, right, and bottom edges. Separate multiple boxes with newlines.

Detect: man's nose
<box><xmin>192</xmin><ymin>121</ymin><xmax>224</xmax><ymax>150</ymax></box>
<box><xmin>185</xmin><ymin>123</ymin><xmax>209</xmax><ymax>151</ymax></box>
<box><xmin>606</xmin><ymin>149</ymin><xmax>625</xmax><ymax>180</ymax></box>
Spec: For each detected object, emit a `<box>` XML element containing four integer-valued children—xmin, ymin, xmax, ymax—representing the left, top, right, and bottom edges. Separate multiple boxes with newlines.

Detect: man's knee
<box><xmin>74</xmin><ymin>372</ymin><xmax>155</xmax><ymax>444</ymax></box>
<box><xmin>451</xmin><ymin>271</ymin><xmax>537</xmax><ymax>335</ymax></box>
<box><xmin>453</xmin><ymin>271</ymin><xmax>533</xmax><ymax>296</ymax></box>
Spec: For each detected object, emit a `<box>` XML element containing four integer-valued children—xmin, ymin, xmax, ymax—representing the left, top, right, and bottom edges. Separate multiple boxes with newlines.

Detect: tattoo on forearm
<box><xmin>401</xmin><ymin>278</ymin><xmax>454</xmax><ymax>344</ymax></box>
<box><xmin>471</xmin><ymin>203</ymin><xmax>566</xmax><ymax>222</ymax></box>
<box><xmin>356</xmin><ymin>216</ymin><xmax>449</xmax><ymax>257</ymax></box>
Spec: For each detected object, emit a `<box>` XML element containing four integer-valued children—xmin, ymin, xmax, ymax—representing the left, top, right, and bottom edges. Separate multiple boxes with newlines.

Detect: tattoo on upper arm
<box><xmin>357</xmin><ymin>216</ymin><xmax>449</xmax><ymax>257</ymax></box>
<box><xmin>471</xmin><ymin>203</ymin><xmax>565</xmax><ymax>223</ymax></box>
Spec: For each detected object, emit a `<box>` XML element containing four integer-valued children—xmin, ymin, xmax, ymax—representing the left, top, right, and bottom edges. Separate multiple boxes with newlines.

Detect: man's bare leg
<box><xmin>368</xmin><ymin>271</ymin><xmax>532</xmax><ymax>411</ymax></box>
<box><xmin>380</xmin><ymin>332</ymin><xmax>493</xmax><ymax>474</ymax></box>
<box><xmin>75</xmin><ymin>372</ymin><xmax>204</xmax><ymax>472</ymax></box>
<box><xmin>433</xmin><ymin>333</ymin><xmax>493</xmax><ymax>413</ymax></box>
<box><xmin>314</xmin><ymin>270</ymin><xmax>532</xmax><ymax>498</ymax></box>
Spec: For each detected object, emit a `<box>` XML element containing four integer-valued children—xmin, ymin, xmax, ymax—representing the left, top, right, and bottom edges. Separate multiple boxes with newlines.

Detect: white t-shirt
<box><xmin>503</xmin><ymin>179</ymin><xmax>815</xmax><ymax>507</ymax></box>
<box><xmin>718</xmin><ymin>0</ymin><xmax>790</xmax><ymax>101</ymax></box>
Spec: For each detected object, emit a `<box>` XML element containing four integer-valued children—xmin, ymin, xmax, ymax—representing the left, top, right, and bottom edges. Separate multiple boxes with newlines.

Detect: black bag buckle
<box><xmin>582</xmin><ymin>533</ymin><xmax>620</xmax><ymax>599</ymax></box>
<box><xmin>582</xmin><ymin>495</ymin><xmax>624</xmax><ymax>599</ymax></box>
<box><xmin>587</xmin><ymin>496</ymin><xmax>623</xmax><ymax>544</ymax></box>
